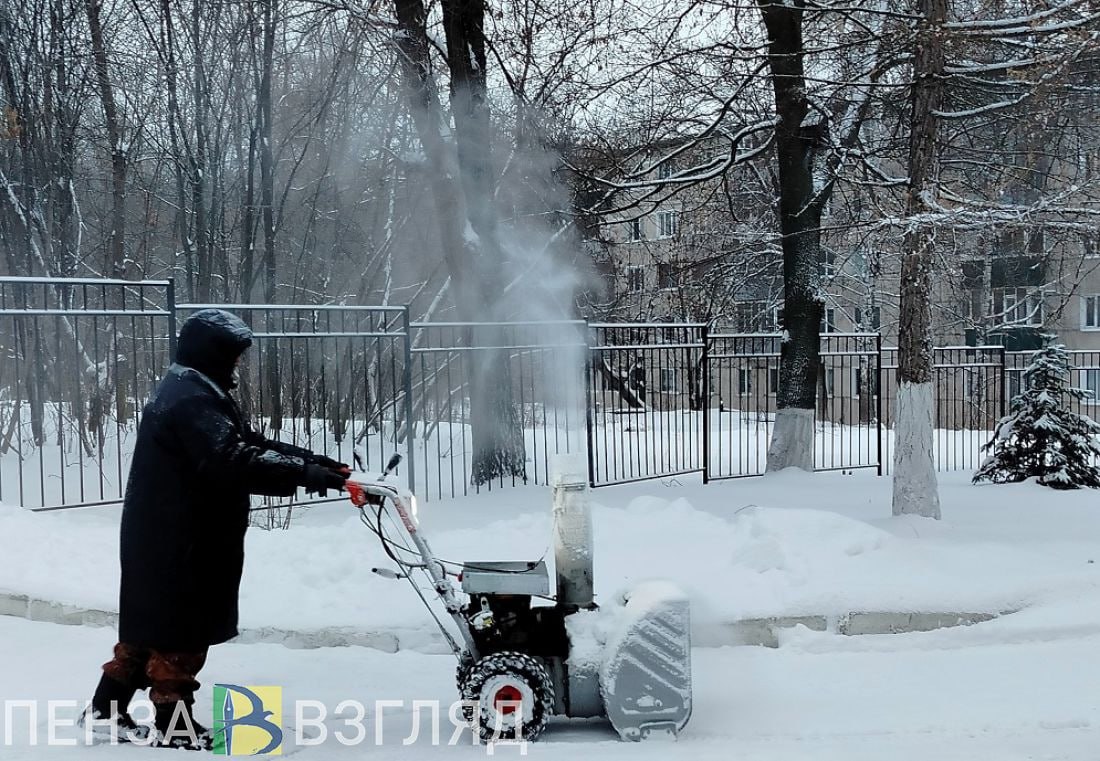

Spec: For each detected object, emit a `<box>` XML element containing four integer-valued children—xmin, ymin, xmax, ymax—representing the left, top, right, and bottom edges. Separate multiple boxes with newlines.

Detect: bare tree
<box><xmin>390</xmin><ymin>0</ymin><xmax>527</xmax><ymax>483</ymax></box>
<box><xmin>756</xmin><ymin>0</ymin><xmax>828</xmax><ymax>471</ymax></box>
<box><xmin>893</xmin><ymin>0</ymin><xmax>946</xmax><ymax>518</ymax></box>
<box><xmin>84</xmin><ymin>0</ymin><xmax>127</xmax><ymax>279</ymax></box>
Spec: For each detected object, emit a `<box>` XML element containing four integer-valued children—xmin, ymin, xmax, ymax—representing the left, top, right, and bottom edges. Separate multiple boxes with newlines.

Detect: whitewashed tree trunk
<box><xmin>756</xmin><ymin>2</ymin><xmax>826</xmax><ymax>472</ymax></box>
<box><xmin>767</xmin><ymin>408</ymin><xmax>816</xmax><ymax>472</ymax></box>
<box><xmin>892</xmin><ymin>382</ymin><xmax>940</xmax><ymax>518</ymax></box>
<box><xmin>892</xmin><ymin>0</ymin><xmax>945</xmax><ymax>519</ymax></box>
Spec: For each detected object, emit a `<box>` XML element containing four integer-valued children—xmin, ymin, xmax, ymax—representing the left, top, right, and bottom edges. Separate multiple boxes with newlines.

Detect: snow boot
<box><xmin>153</xmin><ymin>700</ymin><xmax>214</xmax><ymax>751</ymax></box>
<box><xmin>79</xmin><ymin>673</ymin><xmax>151</xmax><ymax>744</ymax></box>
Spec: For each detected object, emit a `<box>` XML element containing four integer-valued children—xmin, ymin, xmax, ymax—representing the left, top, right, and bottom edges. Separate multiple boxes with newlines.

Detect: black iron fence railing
<box><xmin>587</xmin><ymin>323</ymin><xmax>707</xmax><ymax>487</ymax></box>
<box><xmin>0</xmin><ymin>277</ymin><xmax>175</xmax><ymax>510</ymax></box>
<box><xmin>2</xmin><ymin>277</ymin><xmax>1098</xmax><ymax>511</ymax></box>
<box><xmin>408</xmin><ymin>320</ymin><xmax>588</xmax><ymax>500</ymax></box>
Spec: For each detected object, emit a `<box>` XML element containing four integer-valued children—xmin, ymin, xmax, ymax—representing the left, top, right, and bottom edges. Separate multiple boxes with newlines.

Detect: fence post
<box><xmin>998</xmin><ymin>345</ymin><xmax>1008</xmax><ymax>419</ymax></box>
<box><xmin>584</xmin><ymin>322</ymin><xmax>596</xmax><ymax>488</ymax></box>
<box><xmin>166</xmin><ymin>278</ymin><xmax>177</xmax><ymax>362</ymax></box>
<box><xmin>702</xmin><ymin>323</ymin><xmax>710</xmax><ymax>484</ymax></box>
<box><xmin>875</xmin><ymin>332</ymin><xmax>883</xmax><ymax>477</ymax></box>
<box><xmin>401</xmin><ymin>307</ymin><xmax>416</xmax><ymax>493</ymax></box>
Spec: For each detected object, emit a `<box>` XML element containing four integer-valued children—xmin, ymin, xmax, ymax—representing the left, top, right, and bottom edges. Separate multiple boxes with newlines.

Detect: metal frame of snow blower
<box><xmin>345</xmin><ymin>476</ymin><xmax>482</xmax><ymax>661</ymax></box>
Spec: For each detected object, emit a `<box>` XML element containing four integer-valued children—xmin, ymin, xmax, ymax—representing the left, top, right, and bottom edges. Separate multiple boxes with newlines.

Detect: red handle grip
<box><xmin>346</xmin><ymin>480</ymin><xmax>369</xmax><ymax>508</ymax></box>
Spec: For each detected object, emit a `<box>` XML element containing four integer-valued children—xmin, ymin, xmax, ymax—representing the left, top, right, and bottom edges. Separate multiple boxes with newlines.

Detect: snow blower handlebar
<box><xmin>344</xmin><ymin>460</ymin><xmax>481</xmax><ymax>660</ymax></box>
<box><xmin>345</xmin><ymin>451</ymin><xmax>403</xmax><ymax>507</ymax></box>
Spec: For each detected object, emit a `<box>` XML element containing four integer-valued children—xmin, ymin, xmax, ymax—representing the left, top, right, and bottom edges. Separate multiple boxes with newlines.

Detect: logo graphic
<box><xmin>212</xmin><ymin>685</ymin><xmax>283</xmax><ymax>756</ymax></box>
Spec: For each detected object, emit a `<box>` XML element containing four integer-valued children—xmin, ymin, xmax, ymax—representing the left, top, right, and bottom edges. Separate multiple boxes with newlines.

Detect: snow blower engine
<box><xmin>345</xmin><ymin>454</ymin><xmax>692</xmax><ymax>743</ymax></box>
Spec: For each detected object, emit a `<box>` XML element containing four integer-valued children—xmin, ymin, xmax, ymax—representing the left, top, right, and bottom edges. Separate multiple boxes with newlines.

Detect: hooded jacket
<box><xmin>117</xmin><ymin>309</ymin><xmax>313</xmax><ymax>650</ymax></box>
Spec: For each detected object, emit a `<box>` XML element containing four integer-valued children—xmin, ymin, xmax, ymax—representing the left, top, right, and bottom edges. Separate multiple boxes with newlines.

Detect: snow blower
<box><xmin>345</xmin><ymin>454</ymin><xmax>692</xmax><ymax>743</ymax></box>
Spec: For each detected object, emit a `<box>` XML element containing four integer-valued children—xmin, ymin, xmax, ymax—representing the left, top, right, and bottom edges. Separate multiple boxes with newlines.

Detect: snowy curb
<box><xmin>0</xmin><ymin>591</ymin><xmax>1008</xmax><ymax>651</ymax></box>
<box><xmin>698</xmin><ymin>611</ymin><xmax>1008</xmax><ymax>648</ymax></box>
<box><xmin>0</xmin><ymin>592</ymin><xmax>421</xmax><ymax>653</ymax></box>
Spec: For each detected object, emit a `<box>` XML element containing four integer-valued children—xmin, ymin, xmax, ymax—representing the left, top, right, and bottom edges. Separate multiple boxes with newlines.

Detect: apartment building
<box><xmin>580</xmin><ymin>141</ymin><xmax>1100</xmax><ymax>420</ymax></box>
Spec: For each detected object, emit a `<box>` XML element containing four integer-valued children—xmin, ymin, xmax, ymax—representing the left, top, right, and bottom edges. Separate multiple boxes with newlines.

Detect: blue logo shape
<box><xmin>213</xmin><ymin>684</ymin><xmax>283</xmax><ymax>755</ymax></box>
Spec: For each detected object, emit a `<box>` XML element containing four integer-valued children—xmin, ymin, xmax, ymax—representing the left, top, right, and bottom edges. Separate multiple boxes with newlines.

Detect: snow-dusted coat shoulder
<box><xmin>118</xmin><ymin>342</ymin><xmax>309</xmax><ymax>650</ymax></box>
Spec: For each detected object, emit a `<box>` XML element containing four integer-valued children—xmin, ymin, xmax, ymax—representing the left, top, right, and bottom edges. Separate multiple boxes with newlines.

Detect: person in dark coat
<box><xmin>82</xmin><ymin>309</ymin><xmax>348</xmax><ymax>749</ymax></box>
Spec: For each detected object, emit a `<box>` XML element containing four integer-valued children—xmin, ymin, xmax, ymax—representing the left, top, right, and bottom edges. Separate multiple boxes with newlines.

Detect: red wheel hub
<box><xmin>492</xmin><ymin>684</ymin><xmax>523</xmax><ymax>715</ymax></box>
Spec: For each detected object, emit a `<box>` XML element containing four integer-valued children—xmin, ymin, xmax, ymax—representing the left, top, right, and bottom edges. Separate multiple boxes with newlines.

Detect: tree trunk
<box><xmin>239</xmin><ymin>123</ymin><xmax>258</xmax><ymax>302</ymax></box>
<box><xmin>893</xmin><ymin>0</ymin><xmax>946</xmax><ymax>519</ymax></box>
<box><xmin>757</xmin><ymin>0</ymin><xmax>825</xmax><ymax>472</ymax></box>
<box><xmin>392</xmin><ymin>0</ymin><xmax>526</xmax><ymax>485</ymax></box>
<box><xmin>258</xmin><ymin>0</ymin><xmax>281</xmax><ymax>428</ymax></box>
<box><xmin>191</xmin><ymin>0</ymin><xmax>211</xmax><ymax>301</ymax></box>
<box><xmin>468</xmin><ymin>327</ymin><xmax>526</xmax><ymax>486</ymax></box>
<box><xmin>159</xmin><ymin>0</ymin><xmax>194</xmax><ymax>298</ymax></box>
<box><xmin>84</xmin><ymin>0</ymin><xmax>126</xmax><ymax>280</ymax></box>
<box><xmin>440</xmin><ymin>0</ymin><xmax>526</xmax><ymax>484</ymax></box>
<box><xmin>391</xmin><ymin>0</ymin><xmax>472</xmax><ymax>302</ymax></box>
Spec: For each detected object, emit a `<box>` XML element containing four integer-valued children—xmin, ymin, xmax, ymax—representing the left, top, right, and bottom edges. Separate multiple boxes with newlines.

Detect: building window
<box><xmin>626</xmin><ymin>266</ymin><xmax>644</xmax><ymax>293</ymax></box>
<box><xmin>733</xmin><ymin>301</ymin><xmax>773</xmax><ymax>333</ymax></box>
<box><xmin>1081</xmin><ymin>369</ymin><xmax>1100</xmax><ymax>402</ymax></box>
<box><xmin>1085</xmin><ymin>232</ymin><xmax>1100</xmax><ymax>259</ymax></box>
<box><xmin>820</xmin><ymin>249</ymin><xmax>836</xmax><ymax>278</ymax></box>
<box><xmin>852</xmin><ymin>367</ymin><xmax>879</xmax><ymax>398</ymax></box>
<box><xmin>657</xmin><ymin>262</ymin><xmax>679</xmax><ymax>290</ymax></box>
<box><xmin>628</xmin><ymin>218</ymin><xmax>644</xmax><ymax>242</ymax></box>
<box><xmin>991</xmin><ymin>287</ymin><xmax>1043</xmax><ymax>327</ymax></box>
<box><xmin>1028</xmin><ymin>228</ymin><xmax>1046</xmax><ymax>255</ymax></box>
<box><xmin>738</xmin><ymin>368</ymin><xmax>752</xmax><ymax>395</ymax></box>
<box><xmin>656</xmin><ymin>210</ymin><xmax>679</xmax><ymax>238</ymax></box>
<box><xmin>854</xmin><ymin>306</ymin><xmax>881</xmax><ymax>331</ymax></box>
<box><xmin>660</xmin><ymin>368</ymin><xmax>679</xmax><ymax>393</ymax></box>
<box><xmin>820</xmin><ymin>308</ymin><xmax>837</xmax><ymax>334</ymax></box>
<box><xmin>657</xmin><ymin>161</ymin><xmax>674</xmax><ymax>180</ymax></box>
<box><xmin>1083</xmin><ymin>295</ymin><xmax>1100</xmax><ymax>330</ymax></box>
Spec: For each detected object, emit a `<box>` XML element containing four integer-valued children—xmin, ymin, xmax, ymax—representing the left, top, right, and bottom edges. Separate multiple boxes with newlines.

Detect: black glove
<box><xmin>302</xmin><ymin>463</ymin><xmax>348</xmax><ymax>497</ymax></box>
<box><xmin>311</xmin><ymin>454</ymin><xmax>350</xmax><ymax>473</ymax></box>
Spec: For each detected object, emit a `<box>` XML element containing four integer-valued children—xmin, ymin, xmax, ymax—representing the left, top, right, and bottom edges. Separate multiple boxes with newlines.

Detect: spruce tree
<box><xmin>974</xmin><ymin>344</ymin><xmax>1100</xmax><ymax>489</ymax></box>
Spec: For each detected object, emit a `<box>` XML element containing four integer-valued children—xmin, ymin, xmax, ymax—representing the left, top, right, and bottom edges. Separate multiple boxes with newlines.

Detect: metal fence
<box><xmin>706</xmin><ymin>332</ymin><xmax>773</xmax><ymax>479</ymax></box>
<box><xmin>0</xmin><ymin>277</ymin><xmax>175</xmax><ymax>509</ymax></box>
<box><xmin>879</xmin><ymin>346</ymin><xmax>1007</xmax><ymax>474</ymax></box>
<box><xmin>587</xmin><ymin>323</ymin><xmax>706</xmax><ymax>486</ymax></box>
<box><xmin>706</xmin><ymin>332</ymin><xmax>882</xmax><ymax>480</ymax></box>
<box><xmin>408</xmin><ymin>321</ymin><xmax>588</xmax><ymax>500</ymax></box>
<box><xmin>174</xmin><ymin>303</ymin><xmax>412</xmax><ymax>524</ymax></box>
<box><xmin>2</xmin><ymin>276</ymin><xmax>1099</xmax><ymax>511</ymax></box>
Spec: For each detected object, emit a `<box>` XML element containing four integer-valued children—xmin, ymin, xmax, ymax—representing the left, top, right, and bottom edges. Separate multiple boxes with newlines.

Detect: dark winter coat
<box><xmin>118</xmin><ymin>309</ymin><xmax>314</xmax><ymax>651</ymax></box>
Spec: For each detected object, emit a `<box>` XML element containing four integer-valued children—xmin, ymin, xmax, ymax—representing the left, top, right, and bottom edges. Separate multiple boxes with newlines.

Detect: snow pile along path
<box><xmin>1</xmin><ymin>470</ymin><xmax>1099</xmax><ymax>647</ymax></box>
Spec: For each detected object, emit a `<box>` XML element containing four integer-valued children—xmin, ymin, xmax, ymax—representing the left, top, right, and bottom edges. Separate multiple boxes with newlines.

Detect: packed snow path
<box><xmin>4</xmin><ymin>470</ymin><xmax>1100</xmax><ymax>757</ymax></box>
<box><xmin>1</xmin><ymin>614</ymin><xmax>1098</xmax><ymax>759</ymax></box>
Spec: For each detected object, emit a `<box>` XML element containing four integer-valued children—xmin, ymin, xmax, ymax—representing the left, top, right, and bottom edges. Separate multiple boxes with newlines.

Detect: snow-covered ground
<box><xmin>2</xmin><ymin>470</ymin><xmax>1100</xmax><ymax>757</ymax></box>
<box><xmin>2</xmin><ymin>470</ymin><xmax>1099</xmax><ymax>641</ymax></box>
<box><xmin>2</xmin><ymin>608</ymin><xmax>1099</xmax><ymax>759</ymax></box>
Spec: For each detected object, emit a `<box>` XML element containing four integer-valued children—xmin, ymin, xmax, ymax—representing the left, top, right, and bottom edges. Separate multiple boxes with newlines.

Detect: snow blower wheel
<box><xmin>459</xmin><ymin>652</ymin><xmax>554</xmax><ymax>743</ymax></box>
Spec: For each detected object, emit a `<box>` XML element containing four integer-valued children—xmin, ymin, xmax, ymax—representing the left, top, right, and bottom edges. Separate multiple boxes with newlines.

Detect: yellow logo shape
<box><xmin>212</xmin><ymin>684</ymin><xmax>283</xmax><ymax>756</ymax></box>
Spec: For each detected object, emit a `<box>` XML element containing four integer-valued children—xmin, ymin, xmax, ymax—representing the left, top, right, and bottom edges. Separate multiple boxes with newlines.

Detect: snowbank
<box><xmin>2</xmin><ymin>470</ymin><xmax>1100</xmax><ymax>644</ymax></box>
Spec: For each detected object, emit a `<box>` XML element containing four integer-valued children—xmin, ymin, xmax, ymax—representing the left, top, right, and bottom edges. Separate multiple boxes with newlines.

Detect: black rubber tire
<box><xmin>455</xmin><ymin>652</ymin><xmax>475</xmax><ymax>692</ymax></box>
<box><xmin>458</xmin><ymin>651</ymin><xmax>554</xmax><ymax>743</ymax></box>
